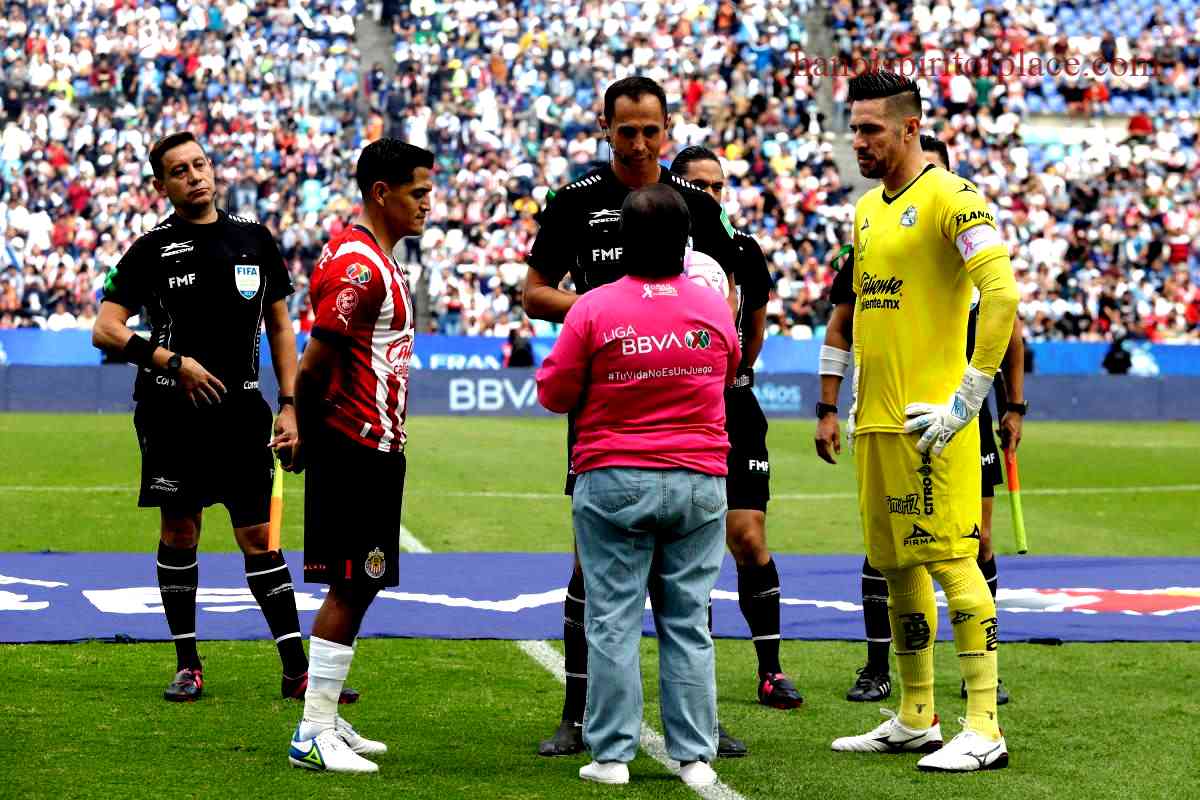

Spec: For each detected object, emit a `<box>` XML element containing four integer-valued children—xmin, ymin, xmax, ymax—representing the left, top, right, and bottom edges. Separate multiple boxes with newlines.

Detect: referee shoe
<box><xmin>757</xmin><ymin>672</ymin><xmax>804</xmax><ymax>709</ymax></box>
<box><xmin>538</xmin><ymin>719</ymin><xmax>585</xmax><ymax>757</ymax></box>
<box><xmin>282</xmin><ymin>672</ymin><xmax>361</xmax><ymax>705</ymax></box>
<box><xmin>831</xmin><ymin>708</ymin><xmax>943</xmax><ymax>754</ymax></box>
<box><xmin>718</xmin><ymin>723</ymin><xmax>748</xmax><ymax>758</ymax></box>
<box><xmin>846</xmin><ymin>666</ymin><xmax>892</xmax><ymax>702</ymax></box>
<box><xmin>163</xmin><ymin>668</ymin><xmax>203</xmax><ymax>702</ymax></box>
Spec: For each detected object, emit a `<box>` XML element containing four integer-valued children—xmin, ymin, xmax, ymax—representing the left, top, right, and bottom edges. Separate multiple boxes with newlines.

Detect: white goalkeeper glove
<box><xmin>903</xmin><ymin>366</ymin><xmax>993</xmax><ymax>456</ymax></box>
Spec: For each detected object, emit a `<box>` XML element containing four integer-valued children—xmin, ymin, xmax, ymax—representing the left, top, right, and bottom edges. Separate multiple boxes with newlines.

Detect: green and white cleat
<box><xmin>288</xmin><ymin>726</ymin><xmax>379</xmax><ymax>773</ymax></box>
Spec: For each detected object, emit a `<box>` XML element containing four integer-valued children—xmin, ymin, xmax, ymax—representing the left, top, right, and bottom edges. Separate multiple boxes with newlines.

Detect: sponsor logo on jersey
<box><xmin>918</xmin><ymin>453</ymin><xmax>935</xmax><ymax>514</ymax></box>
<box><xmin>343</xmin><ymin>264</ymin><xmax>372</xmax><ymax>285</ymax></box>
<box><xmin>234</xmin><ymin>264</ymin><xmax>260</xmax><ymax>299</ymax></box>
<box><xmin>964</xmin><ymin>524</ymin><xmax>981</xmax><ymax>540</ymax></box>
<box><xmin>900</xmin><ymin>205</ymin><xmax>918</xmax><ymax>227</ymax></box>
<box><xmin>587</xmin><ymin>209</ymin><xmax>621</xmax><ymax>226</ymax></box>
<box><xmin>364</xmin><ymin>548</ymin><xmax>387</xmax><ymax>580</ymax></box>
<box><xmin>748</xmin><ymin>459</ymin><xmax>769</xmax><ymax>473</ymax></box>
<box><xmin>161</xmin><ymin>241</ymin><xmax>194</xmax><ymax>258</ymax></box>
<box><xmin>168</xmin><ymin>273</ymin><xmax>196</xmax><ymax>289</ymax></box>
<box><xmin>957</xmin><ymin>182</ymin><xmax>977</xmax><ymax>194</ymax></box>
<box><xmin>243</xmin><ymin>381</ymin><xmax>259</xmax><ymax>390</ymax></box>
<box><xmin>151</xmin><ymin>477</ymin><xmax>179</xmax><ymax>493</ymax></box>
<box><xmin>981</xmin><ymin>451</ymin><xmax>997</xmax><ymax>466</ymax></box>
<box><xmin>886</xmin><ymin>493</ymin><xmax>921</xmax><ymax>515</ymax></box>
<box><xmin>904</xmin><ymin>522</ymin><xmax>937</xmax><ymax>547</ymax></box>
<box><xmin>859</xmin><ymin>271</ymin><xmax>903</xmax><ymax>311</ymax></box>
<box><xmin>953</xmin><ymin>209</ymin><xmax>995</xmax><ymax>228</ymax></box>
<box><xmin>590</xmin><ymin>246</ymin><xmax>623</xmax><ymax>262</ymax></box>
<box><xmin>385</xmin><ymin>337</ymin><xmax>413</xmax><ymax>379</ymax></box>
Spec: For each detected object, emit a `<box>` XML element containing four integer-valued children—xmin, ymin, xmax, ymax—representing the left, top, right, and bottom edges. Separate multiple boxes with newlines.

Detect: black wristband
<box><xmin>731</xmin><ymin>368</ymin><xmax>754</xmax><ymax>389</ymax></box>
<box><xmin>122</xmin><ymin>334</ymin><xmax>156</xmax><ymax>369</ymax></box>
<box><xmin>278</xmin><ymin>395</ymin><xmax>295</xmax><ymax>407</ymax></box>
<box><xmin>816</xmin><ymin>402</ymin><xmax>839</xmax><ymax>419</ymax></box>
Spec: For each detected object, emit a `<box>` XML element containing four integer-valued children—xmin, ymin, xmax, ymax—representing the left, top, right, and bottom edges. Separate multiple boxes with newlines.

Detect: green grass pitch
<box><xmin>1</xmin><ymin>414</ymin><xmax>1198</xmax><ymax>799</ymax></box>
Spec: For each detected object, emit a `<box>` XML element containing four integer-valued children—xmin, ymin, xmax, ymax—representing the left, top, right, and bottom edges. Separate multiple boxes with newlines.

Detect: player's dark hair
<box><xmin>620</xmin><ymin>184</ymin><xmax>690</xmax><ymax>278</ymax></box>
<box><xmin>669</xmin><ymin>145</ymin><xmax>721</xmax><ymax>176</ymax></box>
<box><xmin>604</xmin><ymin>76</ymin><xmax>668</xmax><ymax>124</ymax></box>
<box><xmin>149</xmin><ymin>131</ymin><xmax>201</xmax><ymax>180</ymax></box>
<box><xmin>919</xmin><ymin>135</ymin><xmax>950</xmax><ymax>168</ymax></box>
<box><xmin>355</xmin><ymin>138</ymin><xmax>435</xmax><ymax>200</ymax></box>
<box><xmin>848</xmin><ymin>70</ymin><xmax>922</xmax><ymax>119</ymax></box>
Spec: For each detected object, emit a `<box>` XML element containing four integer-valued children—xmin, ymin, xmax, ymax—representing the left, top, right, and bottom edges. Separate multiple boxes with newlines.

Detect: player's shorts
<box><xmin>133</xmin><ymin>391</ymin><xmax>273</xmax><ymax>528</ymax></box>
<box><xmin>725</xmin><ymin>385</ymin><xmax>770</xmax><ymax>511</ymax></box>
<box><xmin>978</xmin><ymin>401</ymin><xmax>1003</xmax><ymax>499</ymax></box>
<box><xmin>303</xmin><ymin>425</ymin><xmax>406</xmax><ymax>587</ymax></box>
<box><xmin>854</xmin><ymin>428</ymin><xmax>982</xmax><ymax>572</ymax></box>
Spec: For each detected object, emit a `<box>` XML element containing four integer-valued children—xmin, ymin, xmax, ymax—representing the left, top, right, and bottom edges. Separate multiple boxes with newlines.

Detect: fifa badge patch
<box><xmin>900</xmin><ymin>205</ymin><xmax>918</xmax><ymax>227</ymax></box>
<box><xmin>234</xmin><ymin>264</ymin><xmax>261</xmax><ymax>299</ymax></box>
<box><xmin>364</xmin><ymin>548</ymin><xmax>386</xmax><ymax>579</ymax></box>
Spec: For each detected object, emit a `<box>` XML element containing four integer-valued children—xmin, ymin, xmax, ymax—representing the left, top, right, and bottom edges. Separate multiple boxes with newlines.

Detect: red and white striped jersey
<box><xmin>310</xmin><ymin>224</ymin><xmax>414</xmax><ymax>452</ymax></box>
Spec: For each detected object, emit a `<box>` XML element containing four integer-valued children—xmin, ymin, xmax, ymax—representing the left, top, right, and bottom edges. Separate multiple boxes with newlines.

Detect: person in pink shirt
<box><xmin>537</xmin><ymin>184</ymin><xmax>740</xmax><ymax>789</ymax></box>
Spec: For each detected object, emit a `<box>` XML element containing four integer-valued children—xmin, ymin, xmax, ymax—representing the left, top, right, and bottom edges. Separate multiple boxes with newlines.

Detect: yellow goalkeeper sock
<box><xmin>929</xmin><ymin>556</ymin><xmax>1001</xmax><ymax>740</ymax></box>
<box><xmin>882</xmin><ymin>565</ymin><xmax>937</xmax><ymax>730</ymax></box>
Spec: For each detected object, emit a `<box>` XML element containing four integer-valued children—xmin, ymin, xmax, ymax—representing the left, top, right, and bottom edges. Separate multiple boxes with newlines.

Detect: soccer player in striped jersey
<box><xmin>285</xmin><ymin>139</ymin><xmax>432</xmax><ymax>774</ymax></box>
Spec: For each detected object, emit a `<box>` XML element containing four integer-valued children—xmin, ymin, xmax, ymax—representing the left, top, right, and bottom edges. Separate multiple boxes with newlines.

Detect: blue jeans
<box><xmin>573</xmin><ymin>467</ymin><xmax>727</xmax><ymax>764</ymax></box>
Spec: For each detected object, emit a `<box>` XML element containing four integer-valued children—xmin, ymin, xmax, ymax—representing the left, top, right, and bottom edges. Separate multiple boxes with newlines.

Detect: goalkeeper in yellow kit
<box><xmin>828</xmin><ymin>70</ymin><xmax>1018</xmax><ymax>773</ymax></box>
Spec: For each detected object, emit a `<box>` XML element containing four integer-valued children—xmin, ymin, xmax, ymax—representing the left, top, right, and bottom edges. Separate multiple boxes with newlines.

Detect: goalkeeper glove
<box><xmin>903</xmin><ymin>366</ymin><xmax>993</xmax><ymax>456</ymax></box>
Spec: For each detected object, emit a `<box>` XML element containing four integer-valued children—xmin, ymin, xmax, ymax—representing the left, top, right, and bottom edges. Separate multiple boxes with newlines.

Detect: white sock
<box><xmin>299</xmin><ymin>636</ymin><xmax>354</xmax><ymax>739</ymax></box>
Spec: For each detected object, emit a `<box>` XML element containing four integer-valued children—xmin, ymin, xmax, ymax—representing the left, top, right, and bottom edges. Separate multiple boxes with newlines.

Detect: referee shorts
<box><xmin>133</xmin><ymin>391</ymin><xmax>273</xmax><ymax>528</ymax></box>
<box><xmin>303</xmin><ymin>426</ymin><xmax>406</xmax><ymax>588</ymax></box>
<box><xmin>978</xmin><ymin>401</ymin><xmax>1004</xmax><ymax>499</ymax></box>
<box><xmin>854</xmin><ymin>428</ymin><xmax>982</xmax><ymax>572</ymax></box>
<box><xmin>725</xmin><ymin>386</ymin><xmax>770</xmax><ymax>512</ymax></box>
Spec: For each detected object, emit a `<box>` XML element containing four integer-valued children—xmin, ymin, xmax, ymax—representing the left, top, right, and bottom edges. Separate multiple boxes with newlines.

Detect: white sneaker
<box><xmin>916</xmin><ymin>720</ymin><xmax>1008</xmax><ymax>772</ymax></box>
<box><xmin>680</xmin><ymin>761</ymin><xmax>717</xmax><ymax>787</ymax></box>
<box><xmin>831</xmin><ymin>708</ymin><xmax>943</xmax><ymax>754</ymax></box>
<box><xmin>336</xmin><ymin>715</ymin><xmax>387</xmax><ymax>756</ymax></box>
<box><xmin>288</xmin><ymin>725</ymin><xmax>380</xmax><ymax>773</ymax></box>
<box><xmin>579</xmin><ymin>761</ymin><xmax>630</xmax><ymax>784</ymax></box>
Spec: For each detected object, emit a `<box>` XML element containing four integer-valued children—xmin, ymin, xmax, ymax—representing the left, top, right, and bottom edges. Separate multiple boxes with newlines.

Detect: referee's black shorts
<box><xmin>133</xmin><ymin>391</ymin><xmax>273</xmax><ymax>528</ymax></box>
<box><xmin>725</xmin><ymin>385</ymin><xmax>770</xmax><ymax>512</ymax></box>
<box><xmin>303</xmin><ymin>425</ymin><xmax>405</xmax><ymax>587</ymax></box>
<box><xmin>979</xmin><ymin>400</ymin><xmax>1004</xmax><ymax>499</ymax></box>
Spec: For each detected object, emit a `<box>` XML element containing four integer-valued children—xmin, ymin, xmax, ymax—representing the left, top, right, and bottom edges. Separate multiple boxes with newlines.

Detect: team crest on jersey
<box><xmin>900</xmin><ymin>205</ymin><xmax>918</xmax><ymax>227</ymax></box>
<box><xmin>344</xmin><ymin>264</ymin><xmax>372</xmax><ymax>285</ymax></box>
<box><xmin>234</xmin><ymin>265</ymin><xmax>260</xmax><ymax>299</ymax></box>
<box><xmin>364</xmin><ymin>548</ymin><xmax>386</xmax><ymax>580</ymax></box>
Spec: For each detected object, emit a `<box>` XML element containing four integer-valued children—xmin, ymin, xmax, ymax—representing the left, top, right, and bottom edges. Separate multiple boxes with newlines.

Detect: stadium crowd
<box><xmin>0</xmin><ymin>0</ymin><xmax>1197</xmax><ymax>345</ymax></box>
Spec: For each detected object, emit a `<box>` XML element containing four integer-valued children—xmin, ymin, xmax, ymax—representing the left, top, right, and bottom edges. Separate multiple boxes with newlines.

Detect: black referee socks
<box><xmin>861</xmin><ymin>558</ymin><xmax>893</xmax><ymax>673</ymax></box>
<box><xmin>562</xmin><ymin>569</ymin><xmax>588</xmax><ymax>724</ymax></box>
<box><xmin>737</xmin><ymin>558</ymin><xmax>783</xmax><ymax>676</ymax></box>
<box><xmin>244</xmin><ymin>551</ymin><xmax>307</xmax><ymax>677</ymax></box>
<box><xmin>978</xmin><ymin>554</ymin><xmax>999</xmax><ymax>600</ymax></box>
<box><xmin>156</xmin><ymin>541</ymin><xmax>200</xmax><ymax>671</ymax></box>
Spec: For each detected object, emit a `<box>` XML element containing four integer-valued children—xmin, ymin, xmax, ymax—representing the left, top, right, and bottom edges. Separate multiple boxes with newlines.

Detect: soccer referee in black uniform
<box><xmin>93</xmin><ymin>132</ymin><xmax>354</xmax><ymax>705</ymax></box>
<box><xmin>523</xmin><ymin>76</ymin><xmax>747</xmax><ymax>758</ymax></box>
<box><xmin>670</xmin><ymin>145</ymin><xmax>804</xmax><ymax>711</ymax></box>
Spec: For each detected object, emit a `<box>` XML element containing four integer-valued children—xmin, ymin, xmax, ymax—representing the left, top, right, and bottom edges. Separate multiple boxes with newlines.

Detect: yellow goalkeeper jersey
<box><xmin>852</xmin><ymin>164</ymin><xmax>1007</xmax><ymax>434</ymax></box>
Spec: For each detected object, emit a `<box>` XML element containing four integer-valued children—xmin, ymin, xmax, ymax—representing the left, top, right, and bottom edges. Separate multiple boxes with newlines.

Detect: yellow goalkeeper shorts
<box><xmin>854</xmin><ymin>429</ymin><xmax>982</xmax><ymax>571</ymax></box>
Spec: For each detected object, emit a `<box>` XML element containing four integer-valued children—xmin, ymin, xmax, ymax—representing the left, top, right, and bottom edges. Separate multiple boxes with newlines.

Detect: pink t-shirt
<box><xmin>536</xmin><ymin>274</ymin><xmax>740</xmax><ymax>476</ymax></box>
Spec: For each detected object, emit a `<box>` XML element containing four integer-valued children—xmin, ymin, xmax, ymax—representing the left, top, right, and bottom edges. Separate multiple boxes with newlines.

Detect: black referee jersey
<box><xmin>731</xmin><ymin>230</ymin><xmax>772</xmax><ymax>370</ymax></box>
<box><xmin>102</xmin><ymin>211</ymin><xmax>293</xmax><ymax>402</ymax></box>
<box><xmin>527</xmin><ymin>164</ymin><xmax>740</xmax><ymax>294</ymax></box>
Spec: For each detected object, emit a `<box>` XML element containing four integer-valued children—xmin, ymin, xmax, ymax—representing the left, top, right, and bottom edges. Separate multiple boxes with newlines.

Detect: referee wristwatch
<box><xmin>815</xmin><ymin>402</ymin><xmax>838</xmax><ymax>419</ymax></box>
<box><xmin>1007</xmin><ymin>400</ymin><xmax>1029</xmax><ymax>416</ymax></box>
<box><xmin>165</xmin><ymin>353</ymin><xmax>183</xmax><ymax>374</ymax></box>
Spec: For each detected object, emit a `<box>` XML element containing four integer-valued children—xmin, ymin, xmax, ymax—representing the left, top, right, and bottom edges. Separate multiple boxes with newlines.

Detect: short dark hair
<box><xmin>848</xmin><ymin>70</ymin><xmax>922</xmax><ymax>120</ymax></box>
<box><xmin>669</xmin><ymin>145</ymin><xmax>721</xmax><ymax>176</ymax></box>
<box><xmin>919</xmin><ymin>135</ymin><xmax>951</xmax><ymax>168</ymax></box>
<box><xmin>620</xmin><ymin>184</ymin><xmax>691</xmax><ymax>278</ymax></box>
<box><xmin>355</xmin><ymin>138</ymin><xmax>435</xmax><ymax>200</ymax></box>
<box><xmin>604</xmin><ymin>76</ymin><xmax>668</xmax><ymax>124</ymax></box>
<box><xmin>149</xmin><ymin>132</ymin><xmax>201</xmax><ymax>180</ymax></box>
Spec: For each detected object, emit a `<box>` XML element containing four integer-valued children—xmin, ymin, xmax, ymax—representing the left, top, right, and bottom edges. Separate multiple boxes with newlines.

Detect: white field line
<box><xmin>6</xmin><ymin>483</ymin><xmax>1200</xmax><ymax>500</ymax></box>
<box><xmin>397</xmin><ymin>528</ymin><xmax>746</xmax><ymax>799</ymax></box>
